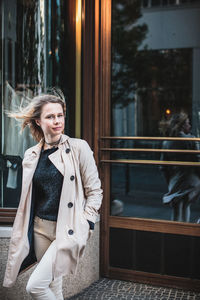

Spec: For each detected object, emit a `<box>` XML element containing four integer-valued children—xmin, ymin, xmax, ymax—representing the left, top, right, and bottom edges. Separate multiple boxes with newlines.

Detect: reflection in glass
<box><xmin>142</xmin><ymin>0</ymin><xmax>200</xmax><ymax>8</ymax></box>
<box><xmin>111</xmin><ymin>0</ymin><xmax>200</xmax><ymax>222</ymax></box>
<box><xmin>0</xmin><ymin>0</ymin><xmax>74</xmax><ymax>208</ymax></box>
<box><xmin>111</xmin><ymin>163</ymin><xmax>200</xmax><ymax>222</ymax></box>
<box><xmin>160</xmin><ymin>113</ymin><xmax>200</xmax><ymax>222</ymax></box>
<box><xmin>111</xmin><ymin>163</ymin><xmax>171</xmax><ymax>219</ymax></box>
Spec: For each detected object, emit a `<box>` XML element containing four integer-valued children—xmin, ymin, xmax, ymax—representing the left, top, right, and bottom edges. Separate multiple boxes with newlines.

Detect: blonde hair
<box><xmin>8</xmin><ymin>91</ymin><xmax>66</xmax><ymax>142</ymax></box>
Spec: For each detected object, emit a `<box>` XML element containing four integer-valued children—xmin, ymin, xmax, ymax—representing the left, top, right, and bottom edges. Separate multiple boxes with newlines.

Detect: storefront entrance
<box><xmin>98</xmin><ymin>0</ymin><xmax>200</xmax><ymax>291</ymax></box>
<box><xmin>1</xmin><ymin>0</ymin><xmax>200</xmax><ymax>291</ymax></box>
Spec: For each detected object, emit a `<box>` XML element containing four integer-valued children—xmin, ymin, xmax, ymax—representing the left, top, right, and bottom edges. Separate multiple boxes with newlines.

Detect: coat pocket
<box><xmin>72</xmin><ymin>211</ymin><xmax>90</xmax><ymax>243</ymax></box>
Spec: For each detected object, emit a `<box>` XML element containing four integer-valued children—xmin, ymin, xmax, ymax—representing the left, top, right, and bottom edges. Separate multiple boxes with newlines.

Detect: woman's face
<box><xmin>36</xmin><ymin>102</ymin><xmax>65</xmax><ymax>140</ymax></box>
<box><xmin>182</xmin><ymin>118</ymin><xmax>191</xmax><ymax>134</ymax></box>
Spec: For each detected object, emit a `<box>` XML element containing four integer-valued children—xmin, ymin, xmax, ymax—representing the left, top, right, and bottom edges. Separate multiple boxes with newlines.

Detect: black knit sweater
<box><xmin>33</xmin><ymin>147</ymin><xmax>64</xmax><ymax>221</ymax></box>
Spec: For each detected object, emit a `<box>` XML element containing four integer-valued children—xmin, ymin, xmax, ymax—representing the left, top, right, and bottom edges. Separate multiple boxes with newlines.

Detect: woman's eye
<box><xmin>46</xmin><ymin>114</ymin><xmax>63</xmax><ymax>119</ymax></box>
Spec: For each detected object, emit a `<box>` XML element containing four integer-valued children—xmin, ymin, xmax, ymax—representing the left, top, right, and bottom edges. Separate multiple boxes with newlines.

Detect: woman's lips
<box><xmin>53</xmin><ymin>127</ymin><xmax>62</xmax><ymax>130</ymax></box>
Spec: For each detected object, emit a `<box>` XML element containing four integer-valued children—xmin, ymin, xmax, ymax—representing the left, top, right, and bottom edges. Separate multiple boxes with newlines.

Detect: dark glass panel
<box><xmin>110</xmin><ymin>228</ymin><xmax>133</xmax><ymax>268</ymax></box>
<box><xmin>110</xmin><ymin>228</ymin><xmax>200</xmax><ymax>279</ymax></box>
<box><xmin>135</xmin><ymin>231</ymin><xmax>162</xmax><ymax>273</ymax></box>
<box><xmin>164</xmin><ymin>234</ymin><xmax>191</xmax><ymax>277</ymax></box>
<box><xmin>192</xmin><ymin>237</ymin><xmax>200</xmax><ymax>279</ymax></box>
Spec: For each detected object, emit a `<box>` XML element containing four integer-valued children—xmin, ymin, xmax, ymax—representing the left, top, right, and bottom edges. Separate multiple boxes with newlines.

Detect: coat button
<box><xmin>68</xmin><ymin>202</ymin><xmax>73</xmax><ymax>208</ymax></box>
<box><xmin>66</xmin><ymin>148</ymin><xmax>70</xmax><ymax>153</ymax></box>
<box><xmin>68</xmin><ymin>229</ymin><xmax>74</xmax><ymax>235</ymax></box>
<box><xmin>70</xmin><ymin>175</ymin><xmax>75</xmax><ymax>181</ymax></box>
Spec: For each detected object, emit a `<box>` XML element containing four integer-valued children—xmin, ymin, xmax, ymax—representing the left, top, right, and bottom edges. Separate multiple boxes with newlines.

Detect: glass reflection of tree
<box><xmin>111</xmin><ymin>0</ymin><xmax>148</xmax><ymax>163</ymax></box>
<box><xmin>112</xmin><ymin>0</ymin><xmax>148</xmax><ymax>108</ymax></box>
<box><xmin>111</xmin><ymin>0</ymin><xmax>148</xmax><ymax>199</ymax></box>
<box><xmin>137</xmin><ymin>49</ymin><xmax>192</xmax><ymax>136</ymax></box>
<box><xmin>16</xmin><ymin>0</ymin><xmax>45</xmax><ymax>92</ymax></box>
<box><xmin>112</xmin><ymin>0</ymin><xmax>192</xmax><ymax>137</ymax></box>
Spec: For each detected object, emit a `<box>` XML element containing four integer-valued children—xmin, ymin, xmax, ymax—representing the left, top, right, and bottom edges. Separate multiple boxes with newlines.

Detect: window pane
<box><xmin>111</xmin><ymin>0</ymin><xmax>200</xmax><ymax>223</ymax></box>
<box><xmin>0</xmin><ymin>0</ymin><xmax>75</xmax><ymax>208</ymax></box>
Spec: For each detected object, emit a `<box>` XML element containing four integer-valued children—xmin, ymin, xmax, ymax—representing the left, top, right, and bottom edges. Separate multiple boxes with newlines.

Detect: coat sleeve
<box><xmin>78</xmin><ymin>140</ymin><xmax>103</xmax><ymax>224</ymax></box>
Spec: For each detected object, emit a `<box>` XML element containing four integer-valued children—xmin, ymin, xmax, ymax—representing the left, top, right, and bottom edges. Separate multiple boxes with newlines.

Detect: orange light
<box><xmin>165</xmin><ymin>109</ymin><xmax>171</xmax><ymax>115</ymax></box>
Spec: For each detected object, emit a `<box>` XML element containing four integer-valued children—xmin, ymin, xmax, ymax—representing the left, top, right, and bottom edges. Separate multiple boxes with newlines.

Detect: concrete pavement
<box><xmin>67</xmin><ymin>278</ymin><xmax>200</xmax><ymax>300</ymax></box>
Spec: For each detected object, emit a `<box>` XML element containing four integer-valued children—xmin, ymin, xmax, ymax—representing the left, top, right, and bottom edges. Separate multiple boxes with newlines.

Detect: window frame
<box><xmin>99</xmin><ymin>0</ymin><xmax>200</xmax><ymax>290</ymax></box>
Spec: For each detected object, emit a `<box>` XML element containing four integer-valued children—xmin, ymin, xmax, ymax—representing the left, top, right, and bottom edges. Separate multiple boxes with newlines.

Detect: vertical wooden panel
<box><xmin>75</xmin><ymin>0</ymin><xmax>82</xmax><ymax>138</ymax></box>
<box><xmin>81</xmin><ymin>0</ymin><xmax>101</xmax><ymax>162</ymax></box>
<box><xmin>93</xmin><ymin>0</ymin><xmax>100</xmax><ymax>164</ymax></box>
<box><xmin>82</xmin><ymin>0</ymin><xmax>94</xmax><ymax>147</ymax></box>
<box><xmin>66</xmin><ymin>0</ymin><xmax>76</xmax><ymax>137</ymax></box>
<box><xmin>99</xmin><ymin>0</ymin><xmax>112</xmax><ymax>277</ymax></box>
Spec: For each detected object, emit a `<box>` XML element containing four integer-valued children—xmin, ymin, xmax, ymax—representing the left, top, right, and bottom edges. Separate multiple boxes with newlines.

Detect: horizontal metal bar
<box><xmin>0</xmin><ymin>217</ymin><xmax>15</xmax><ymax>223</ymax></box>
<box><xmin>101</xmin><ymin>136</ymin><xmax>200</xmax><ymax>141</ymax></box>
<box><xmin>109</xmin><ymin>216</ymin><xmax>200</xmax><ymax>237</ymax></box>
<box><xmin>100</xmin><ymin>147</ymin><xmax>200</xmax><ymax>153</ymax></box>
<box><xmin>0</xmin><ymin>208</ymin><xmax>17</xmax><ymax>212</ymax></box>
<box><xmin>101</xmin><ymin>159</ymin><xmax>200</xmax><ymax>166</ymax></box>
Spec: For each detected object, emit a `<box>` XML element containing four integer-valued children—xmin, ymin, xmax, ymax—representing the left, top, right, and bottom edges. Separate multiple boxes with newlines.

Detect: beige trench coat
<box><xmin>3</xmin><ymin>134</ymin><xmax>103</xmax><ymax>288</ymax></box>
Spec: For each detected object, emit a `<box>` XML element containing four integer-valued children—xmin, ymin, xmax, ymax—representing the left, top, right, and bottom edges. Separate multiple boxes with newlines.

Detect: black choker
<box><xmin>45</xmin><ymin>137</ymin><xmax>61</xmax><ymax>146</ymax></box>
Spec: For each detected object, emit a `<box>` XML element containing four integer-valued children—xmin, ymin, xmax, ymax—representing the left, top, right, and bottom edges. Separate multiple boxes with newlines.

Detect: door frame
<box><xmin>82</xmin><ymin>0</ymin><xmax>200</xmax><ymax>291</ymax></box>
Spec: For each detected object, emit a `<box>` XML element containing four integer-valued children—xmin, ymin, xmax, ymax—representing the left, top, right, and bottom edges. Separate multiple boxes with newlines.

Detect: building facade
<box><xmin>0</xmin><ymin>0</ymin><xmax>200</xmax><ymax>297</ymax></box>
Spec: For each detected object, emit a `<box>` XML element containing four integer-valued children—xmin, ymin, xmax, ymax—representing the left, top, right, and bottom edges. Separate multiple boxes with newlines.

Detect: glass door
<box><xmin>100</xmin><ymin>0</ymin><xmax>200</xmax><ymax>290</ymax></box>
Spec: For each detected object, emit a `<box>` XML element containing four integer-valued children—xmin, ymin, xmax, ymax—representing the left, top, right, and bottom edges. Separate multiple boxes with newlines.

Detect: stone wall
<box><xmin>0</xmin><ymin>222</ymin><xmax>100</xmax><ymax>300</ymax></box>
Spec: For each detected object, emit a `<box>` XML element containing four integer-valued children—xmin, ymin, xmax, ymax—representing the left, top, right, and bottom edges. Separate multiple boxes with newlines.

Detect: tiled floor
<box><xmin>67</xmin><ymin>278</ymin><xmax>200</xmax><ymax>300</ymax></box>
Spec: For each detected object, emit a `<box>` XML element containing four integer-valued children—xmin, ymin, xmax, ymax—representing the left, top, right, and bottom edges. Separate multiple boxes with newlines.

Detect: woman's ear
<box><xmin>35</xmin><ymin>119</ymin><xmax>40</xmax><ymax>126</ymax></box>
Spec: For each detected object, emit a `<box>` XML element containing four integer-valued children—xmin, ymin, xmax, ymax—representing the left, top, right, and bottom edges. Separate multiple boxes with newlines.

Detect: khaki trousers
<box><xmin>26</xmin><ymin>216</ymin><xmax>64</xmax><ymax>300</ymax></box>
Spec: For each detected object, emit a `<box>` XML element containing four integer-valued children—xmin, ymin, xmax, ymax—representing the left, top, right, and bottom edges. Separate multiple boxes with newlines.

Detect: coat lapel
<box><xmin>22</xmin><ymin>142</ymin><xmax>43</xmax><ymax>191</ymax></box>
<box><xmin>48</xmin><ymin>135</ymin><xmax>70</xmax><ymax>176</ymax></box>
<box><xmin>48</xmin><ymin>149</ymin><xmax>64</xmax><ymax>176</ymax></box>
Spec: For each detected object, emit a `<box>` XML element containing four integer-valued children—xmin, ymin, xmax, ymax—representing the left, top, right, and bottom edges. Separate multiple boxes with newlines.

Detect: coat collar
<box><xmin>25</xmin><ymin>134</ymin><xmax>70</xmax><ymax>176</ymax></box>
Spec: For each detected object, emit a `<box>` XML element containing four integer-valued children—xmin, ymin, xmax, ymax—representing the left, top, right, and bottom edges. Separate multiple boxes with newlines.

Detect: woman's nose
<box><xmin>54</xmin><ymin>117</ymin><xmax>59</xmax><ymax>124</ymax></box>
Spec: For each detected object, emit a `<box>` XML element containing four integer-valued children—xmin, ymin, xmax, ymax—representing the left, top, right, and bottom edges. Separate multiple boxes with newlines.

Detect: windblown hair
<box><xmin>159</xmin><ymin>112</ymin><xmax>188</xmax><ymax>137</ymax></box>
<box><xmin>7</xmin><ymin>89</ymin><xmax>66</xmax><ymax>142</ymax></box>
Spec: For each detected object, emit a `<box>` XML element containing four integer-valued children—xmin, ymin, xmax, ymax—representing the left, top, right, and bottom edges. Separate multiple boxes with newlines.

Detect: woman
<box><xmin>160</xmin><ymin>112</ymin><xmax>200</xmax><ymax>222</ymax></box>
<box><xmin>3</xmin><ymin>92</ymin><xmax>103</xmax><ymax>300</ymax></box>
